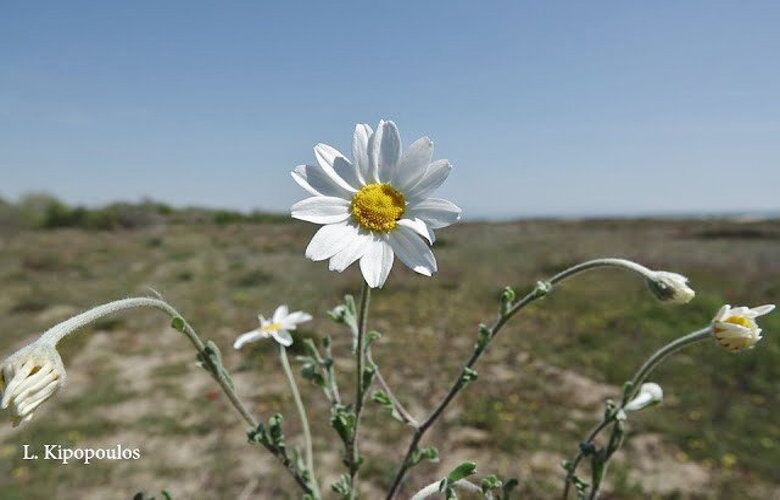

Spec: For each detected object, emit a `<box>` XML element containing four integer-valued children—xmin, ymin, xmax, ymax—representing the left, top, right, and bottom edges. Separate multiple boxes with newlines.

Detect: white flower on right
<box><xmin>233</xmin><ymin>305</ymin><xmax>312</xmax><ymax>349</ymax></box>
<box><xmin>711</xmin><ymin>304</ymin><xmax>775</xmax><ymax>352</ymax></box>
<box><xmin>1</xmin><ymin>342</ymin><xmax>66</xmax><ymax>427</ymax></box>
<box><xmin>291</xmin><ymin>120</ymin><xmax>462</xmax><ymax>288</ymax></box>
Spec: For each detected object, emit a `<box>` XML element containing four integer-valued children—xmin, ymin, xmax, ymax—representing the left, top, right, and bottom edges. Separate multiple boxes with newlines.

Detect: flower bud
<box><xmin>646</xmin><ymin>271</ymin><xmax>695</xmax><ymax>304</ymax></box>
<box><xmin>623</xmin><ymin>382</ymin><xmax>663</xmax><ymax>412</ymax></box>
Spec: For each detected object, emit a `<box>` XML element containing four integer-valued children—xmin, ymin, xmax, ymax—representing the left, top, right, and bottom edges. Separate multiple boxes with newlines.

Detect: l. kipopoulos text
<box><xmin>21</xmin><ymin>444</ymin><xmax>141</xmax><ymax>464</ymax></box>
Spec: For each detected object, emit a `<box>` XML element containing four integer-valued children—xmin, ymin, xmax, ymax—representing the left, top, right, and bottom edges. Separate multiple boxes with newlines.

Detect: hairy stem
<box><xmin>278</xmin><ymin>344</ymin><xmax>320</xmax><ymax>498</ymax></box>
<box><xmin>40</xmin><ymin>297</ymin><xmax>313</xmax><ymax>495</ymax></box>
<box><xmin>562</xmin><ymin>326</ymin><xmax>711</xmax><ymax>500</ymax></box>
<box><xmin>367</xmin><ymin>349</ymin><xmax>419</xmax><ymax>427</ymax></box>
<box><xmin>561</xmin><ymin>420</ymin><xmax>611</xmax><ymax>500</ymax></box>
<box><xmin>623</xmin><ymin>327</ymin><xmax>711</xmax><ymax>404</ymax></box>
<box><xmin>349</xmin><ymin>281</ymin><xmax>371</xmax><ymax>496</ymax></box>
<box><xmin>385</xmin><ymin>285</ymin><xmax>545</xmax><ymax>498</ymax></box>
<box><xmin>386</xmin><ymin>257</ymin><xmax>670</xmax><ymax>499</ymax></box>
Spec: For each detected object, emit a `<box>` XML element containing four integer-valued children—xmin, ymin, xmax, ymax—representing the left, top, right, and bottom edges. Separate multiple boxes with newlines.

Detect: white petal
<box><xmin>405</xmin><ymin>160</ymin><xmax>451</xmax><ymax>201</ymax></box>
<box><xmin>406</xmin><ymin>198</ymin><xmax>462</xmax><ymax>229</ymax></box>
<box><xmin>291</xmin><ymin>196</ymin><xmax>350</xmax><ymax>224</ymax></box>
<box><xmin>352</xmin><ymin>123</ymin><xmax>373</xmax><ymax>185</ymax></box>
<box><xmin>395</xmin><ymin>137</ymin><xmax>433</xmax><ymax>190</ymax></box>
<box><xmin>272</xmin><ymin>330</ymin><xmax>294</xmax><ymax>347</ymax></box>
<box><xmin>389</xmin><ymin>225</ymin><xmax>437</xmax><ymax>277</ymax></box>
<box><xmin>305</xmin><ymin>222</ymin><xmax>359</xmax><ymax>261</ymax></box>
<box><xmin>285</xmin><ymin>311</ymin><xmax>313</xmax><ymax>325</ymax></box>
<box><xmin>2</xmin><ymin>361</ymin><xmax>34</xmax><ymax>408</ymax></box>
<box><xmin>2</xmin><ymin>364</ymin><xmax>14</xmax><ymax>390</ymax></box>
<box><xmin>359</xmin><ymin>237</ymin><xmax>394</xmax><ymax>288</ymax></box>
<box><xmin>750</xmin><ymin>304</ymin><xmax>776</xmax><ymax>317</ymax></box>
<box><xmin>233</xmin><ymin>330</ymin><xmax>266</xmax><ymax>350</ymax></box>
<box><xmin>9</xmin><ymin>371</ymin><xmax>57</xmax><ymax>406</ymax></box>
<box><xmin>329</xmin><ymin>231</ymin><xmax>372</xmax><ymax>272</ymax></box>
<box><xmin>16</xmin><ymin>380</ymin><xmax>59</xmax><ymax>417</ymax></box>
<box><xmin>370</xmin><ymin>120</ymin><xmax>401</xmax><ymax>183</ymax></box>
<box><xmin>313</xmin><ymin>144</ymin><xmax>359</xmax><ymax>192</ymax></box>
<box><xmin>315</xmin><ymin>143</ymin><xmax>363</xmax><ymax>191</ymax></box>
<box><xmin>713</xmin><ymin>304</ymin><xmax>731</xmax><ymax>322</ymax></box>
<box><xmin>7</xmin><ymin>367</ymin><xmax>54</xmax><ymax>404</ymax></box>
<box><xmin>291</xmin><ymin>165</ymin><xmax>353</xmax><ymax>198</ymax></box>
<box><xmin>273</xmin><ymin>305</ymin><xmax>290</xmax><ymax>323</ymax></box>
<box><xmin>397</xmin><ymin>218</ymin><xmax>435</xmax><ymax>244</ymax></box>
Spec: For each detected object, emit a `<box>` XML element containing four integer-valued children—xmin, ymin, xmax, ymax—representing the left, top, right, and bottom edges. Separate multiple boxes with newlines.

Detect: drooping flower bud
<box><xmin>1</xmin><ymin>342</ymin><xmax>66</xmax><ymax>427</ymax></box>
<box><xmin>646</xmin><ymin>271</ymin><xmax>695</xmax><ymax>304</ymax></box>
<box><xmin>623</xmin><ymin>382</ymin><xmax>663</xmax><ymax>412</ymax></box>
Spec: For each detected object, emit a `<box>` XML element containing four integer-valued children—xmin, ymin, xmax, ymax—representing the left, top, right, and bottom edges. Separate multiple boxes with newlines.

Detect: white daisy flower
<box><xmin>233</xmin><ymin>305</ymin><xmax>312</xmax><ymax>349</ymax></box>
<box><xmin>291</xmin><ymin>120</ymin><xmax>462</xmax><ymax>288</ymax></box>
<box><xmin>711</xmin><ymin>304</ymin><xmax>775</xmax><ymax>352</ymax></box>
<box><xmin>1</xmin><ymin>342</ymin><xmax>66</xmax><ymax>427</ymax></box>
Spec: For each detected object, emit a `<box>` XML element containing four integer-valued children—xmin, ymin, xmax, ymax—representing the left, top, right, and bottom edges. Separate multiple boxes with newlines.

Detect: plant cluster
<box><xmin>1</xmin><ymin>121</ymin><xmax>775</xmax><ymax>499</ymax></box>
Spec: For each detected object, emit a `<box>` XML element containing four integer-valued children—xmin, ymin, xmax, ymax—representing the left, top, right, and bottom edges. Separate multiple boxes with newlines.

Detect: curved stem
<box><xmin>41</xmin><ymin>297</ymin><xmax>178</xmax><ymax>346</ymax></box>
<box><xmin>367</xmin><ymin>349</ymin><xmax>419</xmax><ymax>427</ymax></box>
<box><xmin>385</xmin><ymin>285</ymin><xmax>542</xmax><ymax>498</ymax></box>
<box><xmin>278</xmin><ymin>344</ymin><xmax>320</xmax><ymax>498</ymax></box>
<box><xmin>623</xmin><ymin>327</ymin><xmax>711</xmax><ymax>403</ymax></box>
<box><xmin>38</xmin><ymin>297</ymin><xmax>313</xmax><ymax>494</ymax></box>
<box><xmin>562</xmin><ymin>326</ymin><xmax>712</xmax><ymax>499</ymax></box>
<box><xmin>385</xmin><ymin>257</ymin><xmax>671</xmax><ymax>499</ymax></box>
<box><xmin>547</xmin><ymin>258</ymin><xmax>654</xmax><ymax>285</ymax></box>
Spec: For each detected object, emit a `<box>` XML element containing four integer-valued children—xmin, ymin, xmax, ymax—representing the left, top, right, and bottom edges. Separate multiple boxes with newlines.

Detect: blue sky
<box><xmin>1</xmin><ymin>1</ymin><xmax>778</xmax><ymax>218</ymax></box>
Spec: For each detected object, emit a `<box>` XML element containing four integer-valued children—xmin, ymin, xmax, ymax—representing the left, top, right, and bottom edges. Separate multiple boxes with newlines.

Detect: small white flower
<box><xmin>646</xmin><ymin>271</ymin><xmax>695</xmax><ymax>304</ymax></box>
<box><xmin>711</xmin><ymin>304</ymin><xmax>775</xmax><ymax>352</ymax></box>
<box><xmin>233</xmin><ymin>305</ymin><xmax>312</xmax><ymax>349</ymax></box>
<box><xmin>291</xmin><ymin>120</ymin><xmax>462</xmax><ymax>288</ymax></box>
<box><xmin>623</xmin><ymin>382</ymin><xmax>663</xmax><ymax>412</ymax></box>
<box><xmin>1</xmin><ymin>342</ymin><xmax>66</xmax><ymax>427</ymax></box>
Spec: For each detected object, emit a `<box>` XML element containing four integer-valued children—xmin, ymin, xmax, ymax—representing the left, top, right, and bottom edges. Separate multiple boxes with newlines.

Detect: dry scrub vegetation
<box><xmin>0</xmin><ymin>213</ymin><xmax>778</xmax><ymax>499</ymax></box>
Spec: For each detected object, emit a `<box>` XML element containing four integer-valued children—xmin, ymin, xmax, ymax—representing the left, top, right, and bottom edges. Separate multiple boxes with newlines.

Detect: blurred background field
<box><xmin>0</xmin><ymin>196</ymin><xmax>778</xmax><ymax>499</ymax></box>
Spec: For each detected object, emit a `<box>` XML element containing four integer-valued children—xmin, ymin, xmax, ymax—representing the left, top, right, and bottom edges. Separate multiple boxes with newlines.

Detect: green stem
<box><xmin>562</xmin><ymin>326</ymin><xmax>712</xmax><ymax>500</ymax></box>
<box><xmin>385</xmin><ymin>284</ymin><xmax>547</xmax><ymax>499</ymax></box>
<box><xmin>561</xmin><ymin>419</ymin><xmax>611</xmax><ymax>500</ymax></box>
<box><xmin>385</xmin><ymin>257</ymin><xmax>680</xmax><ymax>499</ymax></box>
<box><xmin>278</xmin><ymin>344</ymin><xmax>320</xmax><ymax>499</ymax></box>
<box><xmin>39</xmin><ymin>297</ymin><xmax>313</xmax><ymax>495</ymax></box>
<box><xmin>623</xmin><ymin>326</ymin><xmax>711</xmax><ymax>404</ymax></box>
<box><xmin>350</xmin><ymin>280</ymin><xmax>372</xmax><ymax>497</ymax></box>
<box><xmin>367</xmin><ymin>348</ymin><xmax>419</xmax><ymax>427</ymax></box>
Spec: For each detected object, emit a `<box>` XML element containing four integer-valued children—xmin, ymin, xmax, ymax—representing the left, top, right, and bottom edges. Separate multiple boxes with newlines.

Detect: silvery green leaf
<box><xmin>476</xmin><ymin>324</ymin><xmax>492</xmax><ymax>351</ymax></box>
<box><xmin>446</xmin><ymin>461</ymin><xmax>477</xmax><ymax>483</ymax></box>
<box><xmin>500</xmin><ymin>287</ymin><xmax>516</xmax><ymax>314</ymax></box>
<box><xmin>411</xmin><ymin>446</ymin><xmax>439</xmax><ymax>465</ymax></box>
<box><xmin>481</xmin><ymin>474</ymin><xmax>502</xmax><ymax>493</ymax></box>
<box><xmin>461</xmin><ymin>367</ymin><xmax>478</xmax><ymax>385</ymax></box>
<box><xmin>170</xmin><ymin>316</ymin><xmax>186</xmax><ymax>333</ymax></box>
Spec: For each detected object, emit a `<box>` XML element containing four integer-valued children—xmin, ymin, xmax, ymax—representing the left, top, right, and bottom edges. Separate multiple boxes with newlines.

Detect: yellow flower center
<box><xmin>724</xmin><ymin>315</ymin><xmax>753</xmax><ymax>329</ymax></box>
<box><xmin>350</xmin><ymin>183</ymin><xmax>406</xmax><ymax>232</ymax></box>
<box><xmin>263</xmin><ymin>322</ymin><xmax>282</xmax><ymax>333</ymax></box>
